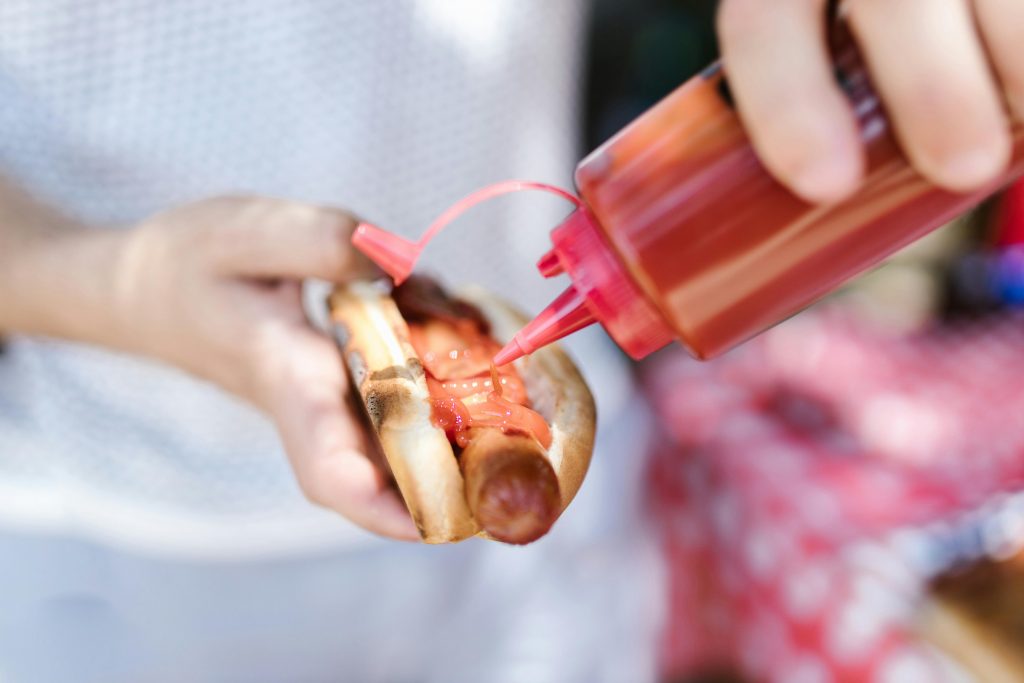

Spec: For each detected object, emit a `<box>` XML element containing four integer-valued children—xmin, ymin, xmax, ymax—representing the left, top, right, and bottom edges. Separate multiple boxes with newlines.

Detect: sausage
<box><xmin>329</xmin><ymin>278</ymin><xmax>596</xmax><ymax>544</ymax></box>
<box><xmin>459</xmin><ymin>428</ymin><xmax>561</xmax><ymax>545</ymax></box>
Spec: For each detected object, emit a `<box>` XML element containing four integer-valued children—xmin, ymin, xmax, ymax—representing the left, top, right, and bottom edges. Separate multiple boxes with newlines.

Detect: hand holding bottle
<box><xmin>717</xmin><ymin>0</ymin><xmax>1023</xmax><ymax>203</ymax></box>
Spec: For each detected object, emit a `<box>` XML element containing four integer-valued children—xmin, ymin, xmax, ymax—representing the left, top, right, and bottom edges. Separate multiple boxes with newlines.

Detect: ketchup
<box><xmin>408</xmin><ymin>319</ymin><xmax>552</xmax><ymax>450</ymax></box>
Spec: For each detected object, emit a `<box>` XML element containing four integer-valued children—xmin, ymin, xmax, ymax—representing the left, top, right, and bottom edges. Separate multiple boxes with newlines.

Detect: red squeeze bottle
<box><xmin>491</xmin><ymin>53</ymin><xmax>1024</xmax><ymax>365</ymax></box>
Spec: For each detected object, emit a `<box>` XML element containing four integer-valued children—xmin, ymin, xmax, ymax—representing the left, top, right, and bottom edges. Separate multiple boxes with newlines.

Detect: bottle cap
<box><xmin>495</xmin><ymin>207</ymin><xmax>674</xmax><ymax>364</ymax></box>
<box><xmin>351</xmin><ymin>180</ymin><xmax>584</xmax><ymax>286</ymax></box>
<box><xmin>352</xmin><ymin>222</ymin><xmax>420</xmax><ymax>284</ymax></box>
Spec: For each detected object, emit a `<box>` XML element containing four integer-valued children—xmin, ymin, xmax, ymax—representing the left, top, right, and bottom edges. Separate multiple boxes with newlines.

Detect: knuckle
<box><xmin>317</xmin><ymin>212</ymin><xmax>358</xmax><ymax>276</ymax></box>
<box><xmin>718</xmin><ymin>0</ymin><xmax>825</xmax><ymax>41</ymax></box>
<box><xmin>190</xmin><ymin>196</ymin><xmax>260</xmax><ymax>255</ymax></box>
<box><xmin>202</xmin><ymin>215</ymin><xmax>249</xmax><ymax>265</ymax></box>
<box><xmin>292</xmin><ymin>448</ymin><xmax>349</xmax><ymax>513</ymax></box>
<box><xmin>207</xmin><ymin>198</ymin><xmax>296</xmax><ymax>264</ymax></box>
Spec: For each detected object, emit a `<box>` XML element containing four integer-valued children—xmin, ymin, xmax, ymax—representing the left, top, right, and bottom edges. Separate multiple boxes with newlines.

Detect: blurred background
<box><xmin>589</xmin><ymin>2</ymin><xmax>1024</xmax><ymax>682</ymax></box>
<box><xmin>3</xmin><ymin>1</ymin><xmax>1024</xmax><ymax>682</ymax></box>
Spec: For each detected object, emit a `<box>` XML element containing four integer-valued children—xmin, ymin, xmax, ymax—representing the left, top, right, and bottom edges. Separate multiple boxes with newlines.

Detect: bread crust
<box><xmin>328</xmin><ymin>280</ymin><xmax>597</xmax><ymax>544</ymax></box>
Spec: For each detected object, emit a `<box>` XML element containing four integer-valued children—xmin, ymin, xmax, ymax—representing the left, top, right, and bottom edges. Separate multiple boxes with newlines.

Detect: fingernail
<box><xmin>938</xmin><ymin>147</ymin><xmax>1008</xmax><ymax>192</ymax></box>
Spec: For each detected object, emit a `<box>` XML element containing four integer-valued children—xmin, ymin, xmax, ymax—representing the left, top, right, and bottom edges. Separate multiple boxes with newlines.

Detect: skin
<box><xmin>2</xmin><ymin>2</ymin><xmax>1021</xmax><ymax>540</ymax></box>
<box><xmin>0</xmin><ymin>181</ymin><xmax>418</xmax><ymax>541</ymax></box>
<box><xmin>717</xmin><ymin>0</ymin><xmax>1024</xmax><ymax>203</ymax></box>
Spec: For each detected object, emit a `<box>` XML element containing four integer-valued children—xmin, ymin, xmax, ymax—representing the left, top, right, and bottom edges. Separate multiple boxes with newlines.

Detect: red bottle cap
<box><xmin>495</xmin><ymin>207</ymin><xmax>674</xmax><ymax>365</ymax></box>
<box><xmin>351</xmin><ymin>179</ymin><xmax>584</xmax><ymax>286</ymax></box>
<box><xmin>352</xmin><ymin>222</ymin><xmax>420</xmax><ymax>284</ymax></box>
<box><xmin>536</xmin><ymin>249</ymin><xmax>566</xmax><ymax>278</ymax></box>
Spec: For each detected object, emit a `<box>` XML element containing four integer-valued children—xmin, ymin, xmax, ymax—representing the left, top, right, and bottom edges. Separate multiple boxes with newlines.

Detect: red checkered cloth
<box><xmin>644</xmin><ymin>306</ymin><xmax>1024</xmax><ymax>682</ymax></box>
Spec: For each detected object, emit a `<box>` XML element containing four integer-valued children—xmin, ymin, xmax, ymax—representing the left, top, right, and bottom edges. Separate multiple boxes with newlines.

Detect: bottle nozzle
<box><xmin>536</xmin><ymin>249</ymin><xmax>565</xmax><ymax>278</ymax></box>
<box><xmin>351</xmin><ymin>222</ymin><xmax>420</xmax><ymax>284</ymax></box>
<box><xmin>493</xmin><ymin>338</ymin><xmax>528</xmax><ymax>367</ymax></box>
<box><xmin>494</xmin><ymin>285</ymin><xmax>597</xmax><ymax>365</ymax></box>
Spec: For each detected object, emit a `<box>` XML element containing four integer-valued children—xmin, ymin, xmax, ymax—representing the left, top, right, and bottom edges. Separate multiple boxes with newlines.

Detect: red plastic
<box><xmin>576</xmin><ymin>58</ymin><xmax>1024</xmax><ymax>359</ymax></box>
<box><xmin>996</xmin><ymin>179</ymin><xmax>1024</xmax><ymax>247</ymax></box>
<box><xmin>351</xmin><ymin>180</ymin><xmax>581</xmax><ymax>285</ymax></box>
<box><xmin>494</xmin><ymin>206</ymin><xmax>674</xmax><ymax>364</ymax></box>
<box><xmin>500</xmin><ymin>45</ymin><xmax>1024</xmax><ymax>364</ymax></box>
<box><xmin>493</xmin><ymin>285</ymin><xmax>596</xmax><ymax>366</ymax></box>
<box><xmin>352</xmin><ymin>223</ymin><xmax>419</xmax><ymax>283</ymax></box>
<box><xmin>357</xmin><ymin>43</ymin><xmax>1024</xmax><ymax>368</ymax></box>
<box><xmin>536</xmin><ymin>250</ymin><xmax>565</xmax><ymax>278</ymax></box>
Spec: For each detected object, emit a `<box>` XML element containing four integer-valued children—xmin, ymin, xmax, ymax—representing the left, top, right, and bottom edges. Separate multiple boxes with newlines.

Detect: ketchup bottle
<box><xmin>353</xmin><ymin>35</ymin><xmax>1024</xmax><ymax>366</ymax></box>
<box><xmin>489</xmin><ymin>45</ymin><xmax>1024</xmax><ymax>365</ymax></box>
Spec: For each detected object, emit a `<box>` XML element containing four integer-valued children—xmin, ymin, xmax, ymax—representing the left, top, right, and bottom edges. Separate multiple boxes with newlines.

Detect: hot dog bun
<box><xmin>328</xmin><ymin>280</ymin><xmax>596</xmax><ymax>544</ymax></box>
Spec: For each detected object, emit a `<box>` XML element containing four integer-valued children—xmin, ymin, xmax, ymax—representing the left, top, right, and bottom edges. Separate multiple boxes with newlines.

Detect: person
<box><xmin>0</xmin><ymin>1</ymin><xmax>1020</xmax><ymax>681</ymax></box>
<box><xmin>0</xmin><ymin>4</ymin><xmax>662</xmax><ymax>682</ymax></box>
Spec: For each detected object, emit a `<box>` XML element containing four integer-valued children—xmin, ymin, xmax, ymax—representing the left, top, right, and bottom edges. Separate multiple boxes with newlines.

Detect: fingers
<box><xmin>202</xmin><ymin>196</ymin><xmax>379</xmax><ymax>282</ymax></box>
<box><xmin>717</xmin><ymin>0</ymin><xmax>865</xmax><ymax>203</ymax></box>
<box><xmin>257</xmin><ymin>321</ymin><xmax>419</xmax><ymax>541</ymax></box>
<box><xmin>974</xmin><ymin>0</ymin><xmax>1024</xmax><ymax>122</ymax></box>
<box><xmin>847</xmin><ymin>0</ymin><xmax>1012</xmax><ymax>191</ymax></box>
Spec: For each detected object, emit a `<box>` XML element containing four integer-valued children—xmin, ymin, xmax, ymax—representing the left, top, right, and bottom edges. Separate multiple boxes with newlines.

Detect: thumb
<box><xmin>258</xmin><ymin>322</ymin><xmax>420</xmax><ymax>541</ymax></box>
<box><xmin>206</xmin><ymin>196</ymin><xmax>379</xmax><ymax>282</ymax></box>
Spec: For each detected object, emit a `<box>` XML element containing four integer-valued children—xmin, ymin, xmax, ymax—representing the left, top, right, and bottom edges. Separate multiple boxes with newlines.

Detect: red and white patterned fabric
<box><xmin>645</xmin><ymin>305</ymin><xmax>1024</xmax><ymax>682</ymax></box>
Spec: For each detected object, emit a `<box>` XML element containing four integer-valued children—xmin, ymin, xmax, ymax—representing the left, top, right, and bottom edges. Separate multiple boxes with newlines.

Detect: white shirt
<box><xmin>0</xmin><ymin>6</ymin><xmax>662</xmax><ymax>681</ymax></box>
<box><xmin>0</xmin><ymin>0</ymin><xmax>636</xmax><ymax>556</ymax></box>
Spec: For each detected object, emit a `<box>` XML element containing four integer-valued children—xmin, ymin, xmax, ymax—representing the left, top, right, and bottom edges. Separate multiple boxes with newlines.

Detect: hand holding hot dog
<box><xmin>0</xmin><ymin>189</ymin><xmax>419</xmax><ymax>540</ymax></box>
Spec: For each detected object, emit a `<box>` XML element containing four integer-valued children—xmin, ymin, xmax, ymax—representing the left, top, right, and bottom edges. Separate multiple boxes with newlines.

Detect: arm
<box><xmin>0</xmin><ymin>178</ymin><xmax>132</xmax><ymax>350</ymax></box>
<box><xmin>0</xmin><ymin>175</ymin><xmax>418</xmax><ymax>540</ymax></box>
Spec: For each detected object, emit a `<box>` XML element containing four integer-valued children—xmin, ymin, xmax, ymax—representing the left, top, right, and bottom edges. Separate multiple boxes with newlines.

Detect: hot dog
<box><xmin>328</xmin><ymin>275</ymin><xmax>596</xmax><ymax>544</ymax></box>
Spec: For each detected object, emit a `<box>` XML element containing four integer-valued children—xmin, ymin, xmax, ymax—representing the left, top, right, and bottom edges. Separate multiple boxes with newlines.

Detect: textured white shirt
<box><xmin>0</xmin><ymin>6</ymin><xmax>663</xmax><ymax>681</ymax></box>
<box><xmin>0</xmin><ymin>0</ymin><xmax>636</xmax><ymax>556</ymax></box>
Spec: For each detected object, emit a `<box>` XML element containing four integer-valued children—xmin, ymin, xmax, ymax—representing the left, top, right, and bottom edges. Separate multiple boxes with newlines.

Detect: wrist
<box><xmin>0</xmin><ymin>225</ymin><xmax>137</xmax><ymax>351</ymax></box>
